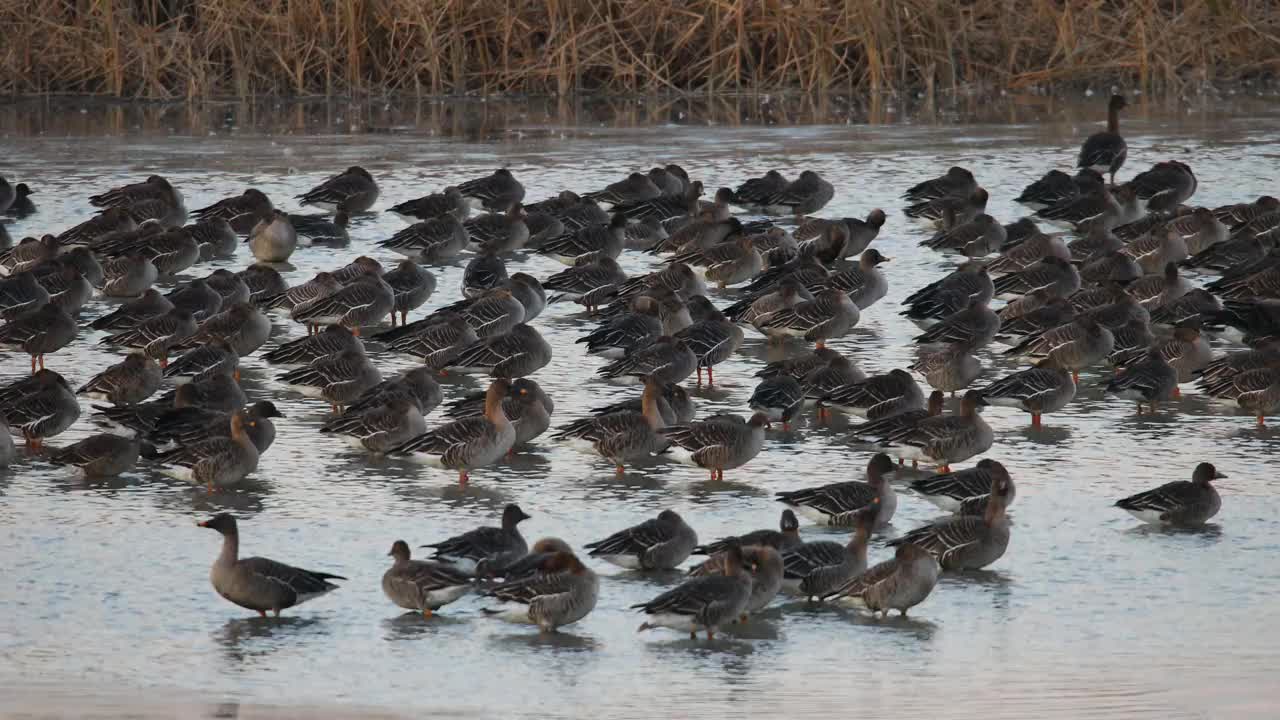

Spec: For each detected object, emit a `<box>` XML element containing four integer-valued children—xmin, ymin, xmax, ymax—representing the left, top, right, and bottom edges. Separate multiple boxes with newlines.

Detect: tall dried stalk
<box><xmin>1</xmin><ymin>0</ymin><xmax>1278</xmax><ymax>99</ymax></box>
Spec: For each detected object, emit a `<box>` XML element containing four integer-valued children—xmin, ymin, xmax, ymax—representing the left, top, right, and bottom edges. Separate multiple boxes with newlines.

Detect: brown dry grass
<box><xmin>2</xmin><ymin>0</ymin><xmax>1279</xmax><ymax>99</ymax></box>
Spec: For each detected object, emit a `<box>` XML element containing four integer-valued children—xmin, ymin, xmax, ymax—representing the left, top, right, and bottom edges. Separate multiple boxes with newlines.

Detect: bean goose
<box><xmin>1115</xmin><ymin>462</ymin><xmax>1224</xmax><ymax>526</ymax></box>
<box><xmin>901</xmin><ymin>261</ymin><xmax>994</xmax><ymax>321</ymax></box>
<box><xmin>76</xmin><ymin>352</ymin><xmax>161</xmax><ymax>405</ymax></box>
<box><xmin>280</xmin><ymin>349</ymin><xmax>382</xmax><ymax>412</ymax></box>
<box><xmin>748</xmin><ymin>375</ymin><xmax>805</xmax><ymax>429</ymax></box>
<box><xmin>914</xmin><ymin>299</ymin><xmax>1000</xmax><ymax>349</ymax></box>
<box><xmin>150</xmin><ymin>411</ymin><xmax>260</xmax><ymax>490</ymax></box>
<box><xmin>148</xmin><ymin>400</ymin><xmax>283</xmax><ymax>453</ymax></box>
<box><xmin>100</xmin><ymin>308</ymin><xmax>197</xmax><ymax>365</ymax></box>
<box><xmin>292</xmin><ymin>274</ymin><xmax>394</xmax><ymax>335</ymax></box>
<box><xmin>785</xmin><ymin>504</ymin><xmax>877</xmax><ymax>601</ymax></box>
<box><xmin>1078</xmin><ymin>94</ymin><xmax>1128</xmax><ymax>184</ymax></box>
<box><xmin>587</xmin><ymin>381</ymin><xmax>694</xmax><ymax>426</ymax></box>
<box><xmin>686</xmin><ymin>544</ymin><xmax>783</xmax><ymax>618</ymax></box>
<box><xmin>0</xmin><ymin>370</ymin><xmax>79</xmax><ymax>449</ymax></box>
<box><xmin>171</xmin><ymin>302</ymin><xmax>271</xmax><ymax>357</ymax></box>
<box><xmin>90</xmin><ymin>175</ymin><xmax>184</xmax><ymax>212</ymax></box>
<box><xmin>910</xmin><ymin>458</ymin><xmax>1017</xmax><ymax>515</ymax></box>
<box><xmin>198</xmin><ymin>513</ymin><xmax>344</xmax><ymax>617</ymax></box>
<box><xmin>391</xmin><ymin>379</ymin><xmax>516</xmax><ymax>485</ymax></box>
<box><xmin>1005</xmin><ymin>314</ymin><xmax>1115</xmax><ymax>382</ymax></box>
<box><xmin>776</xmin><ymin>453</ymin><xmax>898</xmax><ymax>527</ymax></box>
<box><xmin>99</xmin><ymin>253</ymin><xmax>158</xmax><ymax>298</ymax></box>
<box><xmin>911</xmin><ymin>343</ymin><xmax>981</xmax><ymax>395</ymax></box>
<box><xmin>379</xmin><ymin>214</ymin><xmax>469</xmax><ymax>262</ymax></box>
<box><xmin>903</xmin><ymin>166</ymin><xmax>978</xmax><ymax>203</ymax></box>
<box><xmin>586</xmin><ymin>509</ymin><xmax>698</xmax><ymax>570</ymax></box>
<box><xmin>757</xmin><ymin>289</ymin><xmax>859</xmax><ymax>349</ymax></box>
<box><xmin>661</xmin><ymin>412</ymin><xmax>768</xmax><ymax>481</ymax></box>
<box><xmin>979</xmin><ymin>361</ymin><xmax>1077</xmax><ymax>428</ymax></box>
<box><xmin>0</xmin><ymin>302</ymin><xmax>77</xmax><ymax>373</ymax></box>
<box><xmin>824</xmin><ymin>543</ymin><xmax>939</xmax><ymax>617</ymax></box>
<box><xmin>692</xmin><ymin>509</ymin><xmax>802</xmax><ymax>557</ymax></box>
<box><xmin>822</xmin><ymin>368</ymin><xmax>925</xmax><ymax>419</ymax></box>
<box><xmin>192</xmin><ymin>188</ymin><xmax>273</xmax><ymax>234</ymax></box>
<box><xmin>382</xmin><ymin>540</ymin><xmax>473</xmax><ymax>617</ymax></box>
<box><xmin>296</xmin><ymin>166</ymin><xmax>378</xmax><ymax>213</ymax></box>
<box><xmin>824</xmin><ymin>248</ymin><xmax>891</xmax><ymax>309</ymax></box>
<box><xmin>48</xmin><ymin>433</ymin><xmax>141</xmax><ymax>477</ymax></box>
<box><xmin>634</xmin><ymin>542</ymin><xmax>753</xmax><ymax>640</ymax></box>
<box><xmin>879</xmin><ymin>390</ymin><xmax>993</xmax><ymax>472</ymax></box>
<box><xmin>553</xmin><ymin>376</ymin><xmax>667</xmax><ymax>472</ymax></box>
<box><xmin>447</xmin><ymin>323</ymin><xmax>552</xmax><ymax>379</ymax></box>
<box><xmin>481</xmin><ymin>551</ymin><xmax>599</xmax><ymax>632</ymax></box>
<box><xmin>848</xmin><ymin>391</ymin><xmax>946</xmax><ymax>453</ymax></box>
<box><xmin>387</xmin><ymin>187</ymin><xmax>470</xmax><ymax>222</ymax></box>
<box><xmin>423</xmin><ymin>503</ymin><xmax>531</xmax><ymax>575</ymax></box>
<box><xmin>465</xmin><ymin>205</ymin><xmax>529</xmax><ymax>255</ymax></box>
<box><xmin>889</xmin><ymin>469</ymin><xmax>1013</xmax><ymax>570</ymax></box>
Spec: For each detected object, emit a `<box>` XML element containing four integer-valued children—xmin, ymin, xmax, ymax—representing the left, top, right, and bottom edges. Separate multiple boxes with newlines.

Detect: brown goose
<box><xmin>1115</xmin><ymin>462</ymin><xmax>1224</xmax><ymax>526</ymax></box>
<box><xmin>76</xmin><ymin>353</ymin><xmax>161</xmax><ymax>406</ymax></box>
<box><xmin>481</xmin><ymin>551</ymin><xmax>599</xmax><ymax>632</ymax></box>
<box><xmin>296</xmin><ymin>166</ymin><xmax>379</xmax><ymax>214</ymax></box>
<box><xmin>382</xmin><ymin>540</ymin><xmax>473</xmax><ymax>617</ymax></box>
<box><xmin>390</xmin><ymin>379</ymin><xmax>516</xmax><ymax>485</ymax></box>
<box><xmin>824</xmin><ymin>543</ymin><xmax>939</xmax><ymax>617</ymax></box>
<box><xmin>0</xmin><ymin>302</ymin><xmax>77</xmax><ymax>373</ymax></box>
<box><xmin>198</xmin><ymin>513</ymin><xmax>344</xmax><ymax>617</ymax></box>
<box><xmin>889</xmin><ymin>466</ymin><xmax>1013</xmax><ymax>570</ymax></box>
<box><xmin>661</xmin><ymin>412</ymin><xmax>768</xmax><ymax>481</ymax></box>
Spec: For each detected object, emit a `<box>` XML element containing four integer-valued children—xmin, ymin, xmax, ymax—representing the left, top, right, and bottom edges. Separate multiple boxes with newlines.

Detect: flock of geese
<box><xmin>0</xmin><ymin>92</ymin><xmax>1270</xmax><ymax>639</ymax></box>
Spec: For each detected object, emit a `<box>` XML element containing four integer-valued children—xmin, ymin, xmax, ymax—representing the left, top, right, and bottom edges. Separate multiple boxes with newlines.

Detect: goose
<box><xmin>543</xmin><ymin>256</ymin><xmax>628</xmax><ymax>309</ymax></box>
<box><xmin>150</xmin><ymin>372</ymin><xmax>246</xmax><ymax>414</ymax></box>
<box><xmin>151</xmin><ymin>411</ymin><xmax>260</xmax><ymax>490</ymax></box>
<box><xmin>905</xmin><ymin>188</ymin><xmax>988</xmax><ymax>228</ymax></box>
<box><xmin>848</xmin><ymin>391</ymin><xmax>946</xmax><ymax>451</ymax></box>
<box><xmin>1115</xmin><ymin>463</ymin><xmax>1224</xmax><ymax>526</ymax></box>
<box><xmin>822</xmin><ymin>368</ymin><xmax>924</xmax><ymax>419</ymax></box>
<box><xmin>685</xmin><ymin>545</ymin><xmax>782</xmax><ymax>619</ymax></box>
<box><xmin>172</xmin><ymin>276</ymin><xmax>230</xmax><ymax>320</ymax></box>
<box><xmin>823</xmin><ymin>543</ymin><xmax>939</xmax><ymax>617</ymax></box>
<box><xmin>586</xmin><ymin>508</ymin><xmax>698</xmax><ymax>570</ymax></box>
<box><xmin>1125</xmin><ymin>160</ymin><xmax>1198</xmax><ymax>209</ymax></box>
<box><xmin>198</xmin><ymin>513</ymin><xmax>344</xmax><ymax>616</ymax></box>
<box><xmin>748</xmin><ymin>375</ymin><xmax>805</xmax><ymax>429</ymax></box>
<box><xmin>987</xmin><ymin>232</ymin><xmax>1072</xmax><ymax>273</ymax></box>
<box><xmin>0</xmin><ymin>302</ymin><xmax>77</xmax><ymax>373</ymax></box>
<box><xmin>597</xmin><ymin>335</ymin><xmax>697</xmax><ymax>385</ymax></box>
<box><xmin>634</xmin><ymin>541</ymin><xmax>753</xmax><ymax>640</ymax></box>
<box><xmin>33</xmin><ymin>263</ymin><xmax>93</xmax><ymax>314</ymax></box>
<box><xmin>464</xmin><ymin>205</ymin><xmax>530</xmax><ymax>254</ymax></box>
<box><xmin>343</xmin><ymin>366</ymin><xmax>443</xmax><ymax>418</ymax></box>
<box><xmin>422</xmin><ymin>504</ymin><xmax>530</xmax><ymax>575</ymax></box>
<box><xmin>692</xmin><ymin>509</ymin><xmax>802</xmax><ymax>557</ymax></box>
<box><xmin>730</xmin><ymin>170</ymin><xmax>790</xmax><ymax>210</ymax></box>
<box><xmin>99</xmin><ymin>253</ymin><xmax>158</xmax><ymax>298</ymax></box>
<box><xmin>776</xmin><ymin>453</ymin><xmax>898</xmax><ymax>527</ymax></box>
<box><xmin>445</xmin><ymin>377</ymin><xmax>553</xmax><ymax>448</ymax></box>
<box><xmin>90</xmin><ymin>288</ymin><xmax>173</xmax><ymax>331</ymax></box>
<box><xmin>0</xmin><ymin>272</ymin><xmax>49</xmax><ymax>318</ymax></box>
<box><xmin>1</xmin><ymin>234</ymin><xmax>59</xmax><ymax>275</ymax></box>
<box><xmin>296</xmin><ymin>166</ymin><xmax>378</xmax><ymax>213</ymax></box>
<box><xmin>552</xmin><ymin>376</ymin><xmax>667</xmax><ymax>473</ymax></box>
<box><xmin>362</xmin><ymin>262</ymin><xmax>424</xmax><ymax>326</ymax></box>
<box><xmin>454</xmin><ymin>169</ymin><xmax>525</xmax><ymax>212</ymax></box>
<box><xmin>246</xmin><ymin>210</ymin><xmax>297</xmax><ymax>263</ymax></box>
<box><xmin>1214</xmin><ymin>196</ymin><xmax>1280</xmax><ymax>228</ymax></box>
<box><xmin>95</xmin><ymin>227</ymin><xmax>199</xmax><ymax>275</ymax></box>
<box><xmin>90</xmin><ymin>175</ymin><xmax>183</xmax><ymax>211</ymax></box>
<box><xmin>725</xmin><ymin>278</ymin><xmax>810</xmax><ymax>327</ymax></box>
<box><xmin>48</xmin><ymin>433</ymin><xmax>140</xmax><ymax>477</ymax></box>
<box><xmin>262</xmin><ymin>323</ymin><xmax>365</xmax><ymax>367</ymax></box>
<box><xmin>784</xmin><ymin>504</ymin><xmax>877</xmax><ymax>601</ymax></box>
<box><xmin>795</xmin><ymin>209</ymin><xmax>887</xmax><ymax>259</ymax></box>
<box><xmin>292</xmin><ymin>274</ymin><xmax>394</xmax><ymax>335</ymax></box>
<box><xmin>380</xmin><ymin>312</ymin><xmax>479</xmax><ymax>369</ymax></box>
<box><xmin>0</xmin><ymin>176</ymin><xmax>15</xmax><ymax>215</ymax></box>
<box><xmin>587</xmin><ymin>381</ymin><xmax>694</xmax><ymax>426</ymax></box>
<box><xmin>382</xmin><ymin>540</ymin><xmax>473</xmax><ymax>618</ymax></box>
<box><xmin>1004</xmin><ymin>314</ymin><xmax>1114</xmax><ymax>382</ymax></box>
<box><xmin>391</xmin><ymin>379</ymin><xmax>516</xmax><ymax>485</ymax></box>
<box><xmin>193</xmin><ymin>214</ymin><xmax>256</xmax><ymax>256</ymax></box>
<box><xmin>879</xmin><ymin>390</ymin><xmax>993</xmax><ymax>472</ymax></box>
<box><xmin>760</xmin><ymin>170</ymin><xmax>834</xmax><ymax>216</ymax></box>
<box><xmin>191</xmin><ymin>188</ymin><xmax>273</xmax><ymax>234</ymax></box>
<box><xmin>148</xmin><ymin>400</ymin><xmax>283</xmax><ymax>453</ymax></box>
<box><xmin>922</xmin><ymin>213</ymin><xmax>1006</xmax><ymax>255</ymax></box>
<box><xmin>257</xmin><ymin>271</ymin><xmax>342</xmax><ymax>316</ymax></box>
<box><xmin>379</xmin><ymin>214</ymin><xmax>469</xmax><ymax>262</ymax></box>
<box><xmin>614</xmin><ymin>182</ymin><xmax>702</xmax><ymax>224</ymax></box>
<box><xmin>1015</xmin><ymin>168</ymin><xmax>1103</xmax><ymax>209</ymax></box>
<box><xmin>481</xmin><ymin>537</ymin><xmax>574</xmax><ymax>580</ymax></box>
<box><xmin>279</xmin><ymin>349</ymin><xmax>382</xmax><ymax>413</ymax></box>
<box><xmin>1110</xmin><ymin>319</ymin><xmax>1213</xmax><ymax>388</ymax></box>
<box><xmin>76</xmin><ymin>353</ymin><xmax>161</xmax><ymax>405</ymax></box>
<box><xmin>387</xmin><ymin>187</ymin><xmax>469</xmax><ymax>222</ymax></box>
<box><xmin>674</xmin><ymin>234</ymin><xmax>763</xmax><ymax>288</ymax></box>
<box><xmin>0</xmin><ymin>370</ymin><xmax>79</xmax><ymax>450</ymax></box>
<box><xmin>889</xmin><ymin>469</ymin><xmax>1013</xmax><ymax>570</ymax></box>
<box><xmin>462</xmin><ymin>249</ymin><xmax>508</xmax><ymax>299</ymax></box>
<box><xmin>53</xmin><ymin>246</ymin><xmax>104</xmax><ymax>286</ymax></box>
<box><xmin>447</xmin><ymin>323</ymin><xmax>552</xmax><ymax>379</ymax></box>
<box><xmin>1105</xmin><ymin>347</ymin><xmax>1178</xmax><ymax>414</ymax></box>
<box><xmin>577</xmin><ymin>296</ymin><xmax>663</xmax><ymax>359</ymax></box>
<box><xmin>57</xmin><ymin>207</ymin><xmax>136</xmax><ymax>246</ymax></box>
<box><xmin>660</xmin><ymin>412</ymin><xmax>768</xmax><ymax>481</ymax></box>
<box><xmin>903</xmin><ymin>166</ymin><xmax>977</xmax><ymax>203</ymax></box>
<box><xmin>901</xmin><ymin>261</ymin><xmax>993</xmax><ymax>321</ymax></box>
<box><xmin>481</xmin><ymin>551</ymin><xmax>599</xmax><ymax>632</ymax></box>
<box><xmin>910</xmin><ymin>343</ymin><xmax>981</xmax><ymax>395</ymax></box>
<box><xmin>586</xmin><ymin>172</ymin><xmax>663</xmax><ymax>206</ymax></box>
<box><xmin>172</xmin><ymin>302</ymin><xmax>271</xmax><ymax>357</ymax></box>
<box><xmin>992</xmin><ymin>255</ymin><xmax>1081</xmax><ymax>300</ymax></box>
<box><xmin>1123</xmin><ymin>227</ymin><xmax>1190</xmax><ymax>274</ymax></box>
<box><xmin>1078</xmin><ymin>93</ymin><xmax>1128</xmax><ymax>184</ymax></box>
<box><xmin>538</xmin><ymin>213</ymin><xmax>627</xmax><ymax>265</ymax></box>
<box><xmin>909</xmin><ymin>458</ymin><xmax>1017</xmax><ymax>515</ymax></box>
<box><xmin>914</xmin><ymin>298</ymin><xmax>1000</xmax><ymax>348</ymax></box>
<box><xmin>824</xmin><ymin>248</ymin><xmax>891</xmax><ymax>309</ymax></box>
<box><xmin>1039</xmin><ymin>185</ymin><xmax>1141</xmax><ymax>231</ymax></box>
<box><xmin>757</xmin><ymin>288</ymin><xmax>859</xmax><ymax>349</ymax></box>
<box><xmin>979</xmin><ymin>360</ymin><xmax>1077</xmax><ymax>428</ymax></box>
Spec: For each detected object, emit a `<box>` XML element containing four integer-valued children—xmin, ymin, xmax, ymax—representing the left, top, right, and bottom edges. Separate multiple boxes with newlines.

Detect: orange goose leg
<box><xmin>1031</xmin><ymin>413</ymin><xmax>1042</xmax><ymax>429</ymax></box>
<box><xmin>458</xmin><ymin>470</ymin><xmax>469</xmax><ymax>487</ymax></box>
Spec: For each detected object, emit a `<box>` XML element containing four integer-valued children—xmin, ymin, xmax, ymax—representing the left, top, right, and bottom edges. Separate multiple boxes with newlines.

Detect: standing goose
<box><xmin>678</xmin><ymin>234</ymin><xmax>763</xmax><ymax>289</ymax></box>
<box><xmin>257</xmin><ymin>271</ymin><xmax>342</xmax><ymax>315</ymax></box>
<box><xmin>383</xmin><ymin>260</ymin><xmax>436</xmax><ymax>326</ymax></box>
<box><xmin>824</xmin><ymin>248</ymin><xmax>891</xmax><ymax>309</ymax></box>
<box><xmin>634</xmin><ymin>541</ymin><xmax>753</xmax><ymax>640</ymax></box>
<box><xmin>0</xmin><ymin>370</ymin><xmax>79</xmax><ymax>450</ymax></box>
<box><xmin>90</xmin><ymin>288</ymin><xmax>173</xmax><ymax>331</ymax></box>
<box><xmin>175</xmin><ymin>276</ymin><xmax>233</xmax><ymax>320</ymax></box>
<box><xmin>391</xmin><ymin>379</ymin><xmax>516</xmax><ymax>485</ymax></box>
<box><xmin>33</xmin><ymin>263</ymin><xmax>93</xmax><ymax>314</ymax></box>
<box><xmin>381</xmin><ymin>540</ymin><xmax>473</xmax><ymax>617</ymax></box>
<box><xmin>1110</xmin><ymin>319</ymin><xmax>1212</xmax><ymax>388</ymax></box>
<box><xmin>1115</xmin><ymin>462</ymin><xmax>1225</xmax><ymax>526</ymax></box>
<box><xmin>292</xmin><ymin>274</ymin><xmax>395</xmax><ymax>335</ymax></box>
<box><xmin>911</xmin><ymin>343</ymin><xmax>981</xmax><ymax>396</ymax></box>
<box><xmin>987</xmin><ymin>231</ymin><xmax>1072</xmax><ymax>273</ymax></box>
<box><xmin>905</xmin><ymin>188</ymin><xmax>989</xmax><ymax>228</ymax></box>
<box><xmin>587</xmin><ymin>509</ymin><xmax>698</xmax><ymax>570</ymax></box>
<box><xmin>423</xmin><ymin>504</ymin><xmax>531</xmax><ymax>575</ymax></box>
<box><xmin>247</xmin><ymin>210</ymin><xmax>298</xmax><ymax>263</ymax></box>
<box><xmin>378</xmin><ymin>214</ymin><xmax>469</xmax><ymax>262</ymax></box>
<box><xmin>446</xmin><ymin>323</ymin><xmax>552</xmax><ymax>379</ymax></box>
<box><xmin>992</xmin><ymin>256</ymin><xmax>1081</xmax><ymax>300</ymax></box>
<box><xmin>49</xmin><ymin>433</ymin><xmax>141</xmax><ymax>477</ymax></box>
<box><xmin>922</xmin><ymin>213</ymin><xmax>1007</xmax><ymax>255</ymax></box>
<box><xmin>76</xmin><ymin>353</ymin><xmax>162</xmax><ymax>406</ymax></box>
<box><xmin>279</xmin><ymin>348</ymin><xmax>382</xmax><ymax>413</ymax></box>
<box><xmin>296</xmin><ymin>166</ymin><xmax>379</xmax><ymax>213</ymax></box>
<box><xmin>0</xmin><ymin>302</ymin><xmax>77</xmax><ymax>373</ymax></box>
<box><xmin>197</xmin><ymin>212</ymin><xmax>259</xmax><ymax>256</ymax></box>
<box><xmin>848</xmin><ymin>391</ymin><xmax>946</xmax><ymax>449</ymax></box>
<box><xmin>748</xmin><ymin>375</ymin><xmax>805</xmax><ymax>430</ymax></box>
<box><xmin>880</xmin><ymin>390</ymin><xmax>993</xmax><ymax>472</ymax></box>
<box><xmin>587</xmin><ymin>381</ymin><xmax>694</xmax><ymax>426</ymax></box>
<box><xmin>334</xmin><ymin>364</ymin><xmax>441</xmax><ymax>417</ymax></box>
<box><xmin>660</xmin><ymin>412</ymin><xmax>768</xmax><ymax>481</ymax></box>
<box><xmin>454</xmin><ymin>169</ymin><xmax>526</xmax><ymax>212</ymax></box>
<box><xmin>198</xmin><ymin>513</ymin><xmax>344</xmax><ymax>617</ymax></box>
<box><xmin>889</xmin><ymin>469</ymin><xmax>1013</xmax><ymax>570</ymax></box>
<box><xmin>913</xmin><ymin>298</ymin><xmax>1000</xmax><ymax>349</ymax></box>
<box><xmin>481</xmin><ymin>551</ymin><xmax>599</xmax><ymax>632</ymax></box>
<box><xmin>1125</xmin><ymin>160</ymin><xmax>1198</xmax><ymax>208</ymax></box>
<box><xmin>538</xmin><ymin>214</ymin><xmax>627</xmax><ymax>265</ymax></box>
<box><xmin>577</xmin><ymin>296</ymin><xmax>663</xmax><ymax>359</ymax></box>
<box><xmin>598</xmin><ymin>335</ymin><xmax>698</xmax><ymax>385</ymax></box>
<box><xmin>761</xmin><ymin>171</ymin><xmax>835</xmax><ymax>216</ymax></box>
<box><xmin>57</xmin><ymin>208</ymin><xmax>136</xmax><ymax>247</ymax></box>
<box><xmin>551</xmin><ymin>376</ymin><xmax>667</xmax><ymax>473</ymax></box>
<box><xmin>1004</xmin><ymin>314</ymin><xmax>1115</xmax><ymax>382</ymax></box>
<box><xmin>731</xmin><ymin>170</ymin><xmax>790</xmax><ymax>209</ymax></box>
<box><xmin>150</xmin><ymin>411</ymin><xmax>260</xmax><ymax>490</ymax></box>
<box><xmin>99</xmin><ymin>253</ymin><xmax>158</xmax><ymax>298</ymax></box>
<box><xmin>172</xmin><ymin>302</ymin><xmax>271</xmax><ymax>357</ymax></box>
<box><xmin>379</xmin><ymin>313</ymin><xmax>478</xmax><ymax>369</ymax></box>
<box><xmin>786</xmin><ymin>504</ymin><xmax>877</xmax><ymax>601</ymax></box>
<box><xmin>543</xmin><ymin>256</ymin><xmax>628</xmax><ymax>309</ymax></box>
<box><xmin>692</xmin><ymin>509</ymin><xmax>802</xmax><ymax>557</ymax></box>
<box><xmin>901</xmin><ymin>261</ymin><xmax>994</xmax><ymax>321</ymax></box>
<box><xmin>757</xmin><ymin>289</ymin><xmax>860</xmax><ymax>349</ymax></box>
<box><xmin>909</xmin><ymin>459</ymin><xmax>1018</xmax><ymax>514</ymax></box>
<box><xmin>1236</xmin><ymin>373</ymin><xmax>1280</xmax><ymax>427</ymax></box>
<box><xmin>148</xmin><ymin>400</ymin><xmax>283</xmax><ymax>453</ymax></box>
<box><xmin>387</xmin><ymin>187</ymin><xmax>470</xmax><ymax>222</ymax></box>
<box><xmin>1015</xmin><ymin>168</ymin><xmax>1102</xmax><ymax>209</ymax></box>
<box><xmin>1105</xmin><ymin>347</ymin><xmax>1180</xmax><ymax>414</ymax></box>
<box><xmin>796</xmin><ymin>209</ymin><xmax>887</xmax><ymax>259</ymax></box>
<box><xmin>979</xmin><ymin>360</ymin><xmax>1077</xmax><ymax>428</ymax></box>
<box><xmin>824</xmin><ymin>543</ymin><xmax>939</xmax><ymax>617</ymax></box>
<box><xmin>727</xmin><ymin>278</ymin><xmax>810</xmax><ymax>327</ymax></box>
<box><xmin>686</xmin><ymin>545</ymin><xmax>782</xmax><ymax>619</ymax></box>
<box><xmin>0</xmin><ymin>272</ymin><xmax>49</xmax><ymax>318</ymax></box>
<box><xmin>445</xmin><ymin>377</ymin><xmax>553</xmax><ymax>448</ymax></box>
<box><xmin>464</xmin><ymin>205</ymin><xmax>530</xmax><ymax>254</ymax></box>
<box><xmin>1078</xmin><ymin>93</ymin><xmax>1128</xmax><ymax>184</ymax></box>
<box><xmin>822</xmin><ymin>368</ymin><xmax>924</xmax><ymax>418</ymax></box>
<box><xmin>776</xmin><ymin>453</ymin><xmax>898</xmax><ymax>527</ymax></box>
<box><xmin>192</xmin><ymin>188</ymin><xmax>273</xmax><ymax>234</ymax></box>
<box><xmin>585</xmin><ymin>172</ymin><xmax>663</xmax><ymax>206</ymax></box>
<box><xmin>263</xmin><ymin>324</ymin><xmax>365</xmax><ymax>367</ymax></box>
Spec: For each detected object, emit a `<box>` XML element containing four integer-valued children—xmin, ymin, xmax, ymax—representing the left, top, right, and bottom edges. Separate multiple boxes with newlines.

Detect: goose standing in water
<box><xmin>633</xmin><ymin>542</ymin><xmax>754</xmax><ymax>640</ymax></box>
<box><xmin>150</xmin><ymin>411</ymin><xmax>260</xmax><ymax>491</ymax></box>
<box><xmin>381</xmin><ymin>540</ymin><xmax>473</xmax><ymax>618</ymax></box>
<box><xmin>890</xmin><ymin>467</ymin><xmax>1013</xmax><ymax>570</ymax></box>
<box><xmin>824</xmin><ymin>543</ymin><xmax>939</xmax><ymax>618</ymax></box>
<box><xmin>1078</xmin><ymin>94</ymin><xmax>1128</xmax><ymax>184</ymax></box>
<box><xmin>423</xmin><ymin>504</ymin><xmax>531</xmax><ymax>576</ymax></box>
<box><xmin>979</xmin><ymin>360</ymin><xmax>1077</xmax><ymax>428</ymax></box>
<box><xmin>692</xmin><ymin>509</ymin><xmax>802</xmax><ymax>557</ymax></box>
<box><xmin>880</xmin><ymin>390</ymin><xmax>993</xmax><ymax>472</ymax></box>
<box><xmin>776</xmin><ymin>453</ymin><xmax>898</xmax><ymax>527</ymax></box>
<box><xmin>786</xmin><ymin>504</ymin><xmax>878</xmax><ymax>602</ymax></box>
<box><xmin>552</xmin><ymin>376</ymin><xmax>667</xmax><ymax>474</ymax></box>
<box><xmin>910</xmin><ymin>459</ymin><xmax>1018</xmax><ymax>515</ymax></box>
<box><xmin>481</xmin><ymin>551</ymin><xmax>599</xmax><ymax>632</ymax></box>
<box><xmin>661</xmin><ymin>413</ymin><xmax>768</xmax><ymax>481</ymax></box>
<box><xmin>296</xmin><ymin>166</ymin><xmax>379</xmax><ymax>214</ymax></box>
<box><xmin>1115</xmin><ymin>462</ymin><xmax>1225</xmax><ymax>526</ymax></box>
<box><xmin>198</xmin><ymin>513</ymin><xmax>345</xmax><ymax>617</ymax></box>
<box><xmin>390</xmin><ymin>379</ymin><xmax>516</xmax><ymax>485</ymax></box>
<box><xmin>48</xmin><ymin>434</ymin><xmax>141</xmax><ymax>477</ymax></box>
<box><xmin>585</xmin><ymin>509</ymin><xmax>698</xmax><ymax>570</ymax></box>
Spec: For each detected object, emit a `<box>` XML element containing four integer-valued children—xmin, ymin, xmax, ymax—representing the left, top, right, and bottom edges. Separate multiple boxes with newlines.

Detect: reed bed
<box><xmin>3</xmin><ymin>0</ymin><xmax>1279</xmax><ymax>99</ymax></box>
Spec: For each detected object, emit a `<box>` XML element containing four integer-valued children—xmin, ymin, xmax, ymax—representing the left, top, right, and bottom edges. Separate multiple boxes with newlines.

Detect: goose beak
<box><xmin>1215</xmin><ymin>471</ymin><xmax>1228</xmax><ymax>479</ymax></box>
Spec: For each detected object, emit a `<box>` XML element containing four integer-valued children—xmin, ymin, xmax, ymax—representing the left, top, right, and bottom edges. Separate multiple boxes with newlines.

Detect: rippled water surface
<box><xmin>3</xmin><ymin>95</ymin><xmax>1280</xmax><ymax>719</ymax></box>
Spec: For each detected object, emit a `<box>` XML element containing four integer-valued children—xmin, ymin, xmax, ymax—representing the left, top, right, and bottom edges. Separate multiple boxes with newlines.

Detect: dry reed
<box><xmin>2</xmin><ymin>1</ymin><xmax>1279</xmax><ymax>99</ymax></box>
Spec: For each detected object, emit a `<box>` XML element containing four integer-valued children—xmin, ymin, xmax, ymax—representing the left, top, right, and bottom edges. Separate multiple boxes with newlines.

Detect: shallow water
<box><xmin>2</xmin><ymin>95</ymin><xmax>1280</xmax><ymax>719</ymax></box>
